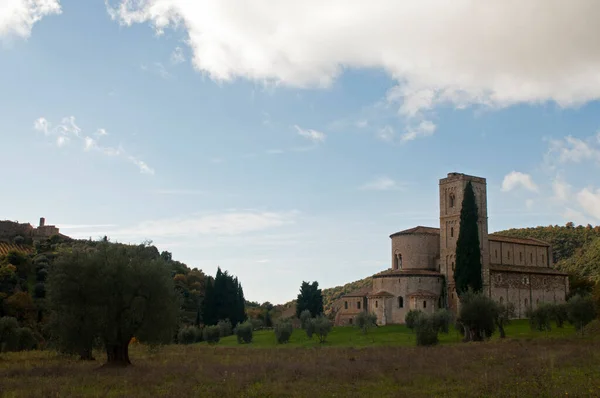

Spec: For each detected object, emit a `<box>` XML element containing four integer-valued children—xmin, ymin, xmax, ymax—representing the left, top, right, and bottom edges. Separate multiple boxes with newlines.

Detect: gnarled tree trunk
<box><xmin>105</xmin><ymin>342</ymin><xmax>131</xmax><ymax>366</ymax></box>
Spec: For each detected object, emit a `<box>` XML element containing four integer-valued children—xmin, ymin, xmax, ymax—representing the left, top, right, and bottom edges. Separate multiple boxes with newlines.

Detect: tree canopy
<box><xmin>454</xmin><ymin>181</ymin><xmax>483</xmax><ymax>295</ymax></box>
<box><xmin>296</xmin><ymin>281</ymin><xmax>324</xmax><ymax>317</ymax></box>
<box><xmin>46</xmin><ymin>242</ymin><xmax>180</xmax><ymax>365</ymax></box>
<box><xmin>201</xmin><ymin>267</ymin><xmax>246</xmax><ymax>327</ymax></box>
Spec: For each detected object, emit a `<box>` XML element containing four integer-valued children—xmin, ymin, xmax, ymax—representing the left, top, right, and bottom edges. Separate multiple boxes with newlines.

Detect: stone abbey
<box><xmin>334</xmin><ymin>172</ymin><xmax>569</xmax><ymax>325</ymax></box>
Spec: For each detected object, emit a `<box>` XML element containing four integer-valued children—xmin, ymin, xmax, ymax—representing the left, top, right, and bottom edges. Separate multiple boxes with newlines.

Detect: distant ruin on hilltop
<box><xmin>0</xmin><ymin>217</ymin><xmax>67</xmax><ymax>243</ymax></box>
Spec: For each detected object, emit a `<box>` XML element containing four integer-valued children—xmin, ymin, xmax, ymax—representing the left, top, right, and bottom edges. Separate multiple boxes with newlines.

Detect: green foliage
<box><xmin>0</xmin><ymin>316</ymin><xmax>19</xmax><ymax>352</ymax></box>
<box><xmin>527</xmin><ymin>304</ymin><xmax>553</xmax><ymax>332</ymax></box>
<box><xmin>304</xmin><ymin>317</ymin><xmax>315</xmax><ymax>339</ymax></box>
<box><xmin>15</xmin><ymin>327</ymin><xmax>37</xmax><ymax>351</ymax></box>
<box><xmin>295</xmin><ymin>281</ymin><xmax>324</xmax><ymax>318</ymax></box>
<box><xmin>495</xmin><ymin>302</ymin><xmax>516</xmax><ymax>338</ymax></box>
<box><xmin>405</xmin><ymin>310</ymin><xmax>422</xmax><ymax>331</ymax></box>
<box><xmin>178</xmin><ymin>326</ymin><xmax>202</xmax><ymax>344</ymax></box>
<box><xmin>551</xmin><ymin>303</ymin><xmax>569</xmax><ymax>328</ymax></box>
<box><xmin>414</xmin><ymin>314</ymin><xmax>439</xmax><ymax>346</ymax></box>
<box><xmin>202</xmin><ymin>325</ymin><xmax>221</xmax><ymax>344</ymax></box>
<box><xmin>299</xmin><ymin>309</ymin><xmax>312</xmax><ymax>329</ymax></box>
<box><xmin>432</xmin><ymin>309</ymin><xmax>452</xmax><ymax>334</ymax></box>
<box><xmin>217</xmin><ymin>319</ymin><xmax>233</xmax><ymax>337</ymax></box>
<box><xmin>33</xmin><ymin>283</ymin><xmax>45</xmax><ymax>299</ymax></box>
<box><xmin>454</xmin><ymin>182</ymin><xmax>483</xmax><ymax>295</ymax></box>
<box><xmin>13</xmin><ymin>236</ymin><xmax>25</xmax><ymax>245</ymax></box>
<box><xmin>567</xmin><ymin>294</ymin><xmax>597</xmax><ymax>332</ymax></box>
<box><xmin>202</xmin><ymin>268</ymin><xmax>246</xmax><ymax>327</ymax></box>
<box><xmin>458</xmin><ymin>291</ymin><xmax>497</xmax><ymax>341</ymax></box>
<box><xmin>354</xmin><ymin>311</ymin><xmax>377</xmax><ymax>334</ymax></box>
<box><xmin>274</xmin><ymin>320</ymin><xmax>293</xmax><ymax>344</ymax></box>
<box><xmin>46</xmin><ymin>242</ymin><xmax>180</xmax><ymax>364</ymax></box>
<box><xmin>234</xmin><ymin>321</ymin><xmax>253</xmax><ymax>344</ymax></box>
<box><xmin>313</xmin><ymin>315</ymin><xmax>332</xmax><ymax>343</ymax></box>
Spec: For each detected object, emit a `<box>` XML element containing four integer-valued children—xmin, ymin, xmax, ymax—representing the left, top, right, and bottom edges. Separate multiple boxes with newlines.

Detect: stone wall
<box><xmin>0</xmin><ymin>221</ymin><xmax>34</xmax><ymax>241</ymax></box>
<box><xmin>391</xmin><ymin>234</ymin><xmax>440</xmax><ymax>270</ymax></box>
<box><xmin>489</xmin><ymin>240</ymin><xmax>551</xmax><ymax>267</ymax></box>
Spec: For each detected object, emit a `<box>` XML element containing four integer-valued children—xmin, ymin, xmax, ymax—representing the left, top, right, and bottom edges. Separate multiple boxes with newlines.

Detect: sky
<box><xmin>2</xmin><ymin>0</ymin><xmax>600</xmax><ymax>304</ymax></box>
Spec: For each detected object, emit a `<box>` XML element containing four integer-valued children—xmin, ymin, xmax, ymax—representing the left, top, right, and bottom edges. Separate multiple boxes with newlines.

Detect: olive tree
<box><xmin>47</xmin><ymin>242</ymin><xmax>179</xmax><ymax>366</ymax></box>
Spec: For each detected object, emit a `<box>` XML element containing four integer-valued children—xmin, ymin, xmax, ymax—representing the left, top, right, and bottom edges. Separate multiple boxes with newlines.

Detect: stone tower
<box><xmin>439</xmin><ymin>173</ymin><xmax>489</xmax><ymax>310</ymax></box>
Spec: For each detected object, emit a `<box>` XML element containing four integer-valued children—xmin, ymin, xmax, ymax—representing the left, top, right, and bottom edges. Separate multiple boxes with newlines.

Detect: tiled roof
<box><xmin>489</xmin><ymin>264</ymin><xmax>568</xmax><ymax>276</ymax></box>
<box><xmin>390</xmin><ymin>226</ymin><xmax>440</xmax><ymax>238</ymax></box>
<box><xmin>373</xmin><ymin>268</ymin><xmax>442</xmax><ymax>278</ymax></box>
<box><xmin>367</xmin><ymin>290</ymin><xmax>394</xmax><ymax>297</ymax></box>
<box><xmin>488</xmin><ymin>234</ymin><xmax>550</xmax><ymax>247</ymax></box>
<box><xmin>407</xmin><ymin>289</ymin><xmax>438</xmax><ymax>298</ymax></box>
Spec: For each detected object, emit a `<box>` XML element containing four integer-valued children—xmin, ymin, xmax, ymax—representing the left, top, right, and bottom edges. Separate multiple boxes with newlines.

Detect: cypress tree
<box><xmin>454</xmin><ymin>181</ymin><xmax>483</xmax><ymax>295</ymax></box>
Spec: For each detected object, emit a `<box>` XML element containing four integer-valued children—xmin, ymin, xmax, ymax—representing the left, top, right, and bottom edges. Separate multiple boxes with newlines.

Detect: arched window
<box><xmin>357</xmin><ymin>301</ymin><xmax>361</xmax><ymax>310</ymax></box>
<box><xmin>451</xmin><ymin>261</ymin><xmax>455</xmax><ymax>271</ymax></box>
<box><xmin>449</xmin><ymin>194</ymin><xmax>455</xmax><ymax>208</ymax></box>
<box><xmin>398</xmin><ymin>254</ymin><xmax>403</xmax><ymax>269</ymax></box>
<box><xmin>519</xmin><ymin>252</ymin><xmax>522</xmax><ymax>262</ymax></box>
<box><xmin>375</xmin><ymin>300</ymin><xmax>378</xmax><ymax>308</ymax></box>
<box><xmin>530</xmin><ymin>253</ymin><xmax>533</xmax><ymax>263</ymax></box>
<box><xmin>495</xmin><ymin>250</ymin><xmax>498</xmax><ymax>258</ymax></box>
<box><xmin>344</xmin><ymin>301</ymin><xmax>348</xmax><ymax>310</ymax></box>
<box><xmin>398</xmin><ymin>296</ymin><xmax>404</xmax><ymax>308</ymax></box>
<box><xmin>423</xmin><ymin>300</ymin><xmax>427</xmax><ymax>308</ymax></box>
<box><xmin>499</xmin><ymin>297</ymin><xmax>504</xmax><ymax>304</ymax></box>
<box><xmin>349</xmin><ymin>318</ymin><xmax>353</xmax><ymax>325</ymax></box>
<box><xmin>450</xmin><ymin>227</ymin><xmax>454</xmax><ymax>238</ymax></box>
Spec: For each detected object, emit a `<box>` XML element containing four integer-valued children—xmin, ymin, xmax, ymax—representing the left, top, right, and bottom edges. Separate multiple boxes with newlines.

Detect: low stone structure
<box><xmin>334</xmin><ymin>172</ymin><xmax>569</xmax><ymax>325</ymax></box>
<box><xmin>0</xmin><ymin>217</ymin><xmax>62</xmax><ymax>243</ymax></box>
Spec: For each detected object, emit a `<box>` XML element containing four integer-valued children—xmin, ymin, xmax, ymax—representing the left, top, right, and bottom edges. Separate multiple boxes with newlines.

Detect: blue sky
<box><xmin>2</xmin><ymin>0</ymin><xmax>600</xmax><ymax>304</ymax></box>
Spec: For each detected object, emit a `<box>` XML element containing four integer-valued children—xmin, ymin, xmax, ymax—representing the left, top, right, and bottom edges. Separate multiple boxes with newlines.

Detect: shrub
<box><xmin>274</xmin><ymin>320</ymin><xmax>293</xmax><ymax>344</ymax></box>
<box><xmin>0</xmin><ymin>316</ymin><xmax>19</xmax><ymax>352</ymax></box>
<box><xmin>495</xmin><ymin>302</ymin><xmax>515</xmax><ymax>338</ymax></box>
<box><xmin>354</xmin><ymin>312</ymin><xmax>377</xmax><ymax>334</ymax></box>
<box><xmin>567</xmin><ymin>295</ymin><xmax>597</xmax><ymax>333</ymax></box>
<box><xmin>13</xmin><ymin>236</ymin><xmax>24</xmax><ymax>245</ymax></box>
<box><xmin>299</xmin><ymin>309</ymin><xmax>312</xmax><ymax>329</ymax></box>
<box><xmin>304</xmin><ymin>317</ymin><xmax>315</xmax><ymax>339</ymax></box>
<box><xmin>250</xmin><ymin>318</ymin><xmax>264</xmax><ymax>331</ymax></box>
<box><xmin>178</xmin><ymin>325</ymin><xmax>202</xmax><ymax>344</ymax></box>
<box><xmin>203</xmin><ymin>325</ymin><xmax>221</xmax><ymax>344</ymax></box>
<box><xmin>16</xmin><ymin>327</ymin><xmax>37</xmax><ymax>351</ymax></box>
<box><xmin>217</xmin><ymin>319</ymin><xmax>233</xmax><ymax>337</ymax></box>
<box><xmin>313</xmin><ymin>315</ymin><xmax>332</xmax><ymax>343</ymax></box>
<box><xmin>405</xmin><ymin>310</ymin><xmax>423</xmax><ymax>331</ymax></box>
<box><xmin>36</xmin><ymin>268</ymin><xmax>48</xmax><ymax>282</ymax></box>
<box><xmin>550</xmin><ymin>303</ymin><xmax>568</xmax><ymax>328</ymax></box>
<box><xmin>34</xmin><ymin>283</ymin><xmax>46</xmax><ymax>299</ymax></box>
<box><xmin>457</xmin><ymin>291</ymin><xmax>497</xmax><ymax>341</ymax></box>
<box><xmin>527</xmin><ymin>304</ymin><xmax>553</xmax><ymax>332</ymax></box>
<box><xmin>415</xmin><ymin>314</ymin><xmax>439</xmax><ymax>346</ymax></box>
<box><xmin>235</xmin><ymin>321</ymin><xmax>253</xmax><ymax>344</ymax></box>
<box><xmin>432</xmin><ymin>309</ymin><xmax>452</xmax><ymax>334</ymax></box>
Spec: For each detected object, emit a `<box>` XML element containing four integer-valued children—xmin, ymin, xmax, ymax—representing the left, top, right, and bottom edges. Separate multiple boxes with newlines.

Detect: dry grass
<box><xmin>1</xmin><ymin>336</ymin><xmax>599</xmax><ymax>397</ymax></box>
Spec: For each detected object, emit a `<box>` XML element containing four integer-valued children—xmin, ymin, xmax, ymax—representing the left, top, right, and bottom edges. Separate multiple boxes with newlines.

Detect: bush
<box><xmin>178</xmin><ymin>325</ymin><xmax>202</xmax><ymax>344</ymax></box>
<box><xmin>432</xmin><ymin>309</ymin><xmax>452</xmax><ymax>334</ymax></box>
<box><xmin>36</xmin><ymin>268</ymin><xmax>48</xmax><ymax>282</ymax></box>
<box><xmin>299</xmin><ymin>309</ymin><xmax>312</xmax><ymax>329</ymax></box>
<box><xmin>567</xmin><ymin>295</ymin><xmax>597</xmax><ymax>332</ymax></box>
<box><xmin>405</xmin><ymin>310</ymin><xmax>423</xmax><ymax>331</ymax></box>
<box><xmin>235</xmin><ymin>321</ymin><xmax>253</xmax><ymax>344</ymax></box>
<box><xmin>527</xmin><ymin>304</ymin><xmax>553</xmax><ymax>331</ymax></box>
<box><xmin>13</xmin><ymin>236</ymin><xmax>24</xmax><ymax>245</ymax></box>
<box><xmin>354</xmin><ymin>312</ymin><xmax>377</xmax><ymax>334</ymax></box>
<box><xmin>16</xmin><ymin>327</ymin><xmax>37</xmax><ymax>351</ymax></box>
<box><xmin>274</xmin><ymin>320</ymin><xmax>293</xmax><ymax>344</ymax></box>
<box><xmin>313</xmin><ymin>315</ymin><xmax>332</xmax><ymax>343</ymax></box>
<box><xmin>250</xmin><ymin>318</ymin><xmax>264</xmax><ymax>331</ymax></box>
<box><xmin>217</xmin><ymin>319</ymin><xmax>233</xmax><ymax>337</ymax></box>
<box><xmin>304</xmin><ymin>317</ymin><xmax>315</xmax><ymax>339</ymax></box>
<box><xmin>0</xmin><ymin>316</ymin><xmax>19</xmax><ymax>352</ymax></box>
<box><xmin>457</xmin><ymin>291</ymin><xmax>497</xmax><ymax>341</ymax></box>
<box><xmin>415</xmin><ymin>314</ymin><xmax>439</xmax><ymax>346</ymax></box>
<box><xmin>550</xmin><ymin>303</ymin><xmax>568</xmax><ymax>328</ymax></box>
<box><xmin>203</xmin><ymin>325</ymin><xmax>221</xmax><ymax>344</ymax></box>
<box><xmin>34</xmin><ymin>283</ymin><xmax>46</xmax><ymax>299</ymax></box>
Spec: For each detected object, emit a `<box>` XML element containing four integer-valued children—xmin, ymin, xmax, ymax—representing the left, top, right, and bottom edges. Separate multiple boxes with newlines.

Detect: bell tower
<box><xmin>439</xmin><ymin>173</ymin><xmax>489</xmax><ymax>310</ymax></box>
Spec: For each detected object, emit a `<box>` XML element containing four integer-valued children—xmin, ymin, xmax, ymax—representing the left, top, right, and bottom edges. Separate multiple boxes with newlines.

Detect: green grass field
<box><xmin>0</xmin><ymin>320</ymin><xmax>598</xmax><ymax>397</ymax></box>
<box><xmin>213</xmin><ymin>319</ymin><xmax>577</xmax><ymax>347</ymax></box>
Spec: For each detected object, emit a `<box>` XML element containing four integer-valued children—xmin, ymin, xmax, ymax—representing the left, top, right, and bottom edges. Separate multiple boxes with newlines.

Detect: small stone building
<box><xmin>334</xmin><ymin>172</ymin><xmax>569</xmax><ymax>325</ymax></box>
<box><xmin>0</xmin><ymin>217</ymin><xmax>62</xmax><ymax>243</ymax></box>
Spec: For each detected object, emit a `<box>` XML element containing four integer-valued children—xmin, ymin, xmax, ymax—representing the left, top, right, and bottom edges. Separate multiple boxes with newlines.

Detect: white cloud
<box><xmin>401</xmin><ymin>120</ymin><xmax>437</xmax><ymax>142</ymax></box>
<box><xmin>294</xmin><ymin>125</ymin><xmax>325</xmax><ymax>144</ymax></box>
<box><xmin>170</xmin><ymin>46</ymin><xmax>185</xmax><ymax>64</ymax></box>
<box><xmin>377</xmin><ymin>125</ymin><xmax>394</xmax><ymax>142</ymax></box>
<box><xmin>577</xmin><ymin>187</ymin><xmax>600</xmax><ymax>221</ymax></box>
<box><xmin>547</xmin><ymin>135</ymin><xmax>600</xmax><ymax>165</ymax></box>
<box><xmin>501</xmin><ymin>171</ymin><xmax>539</xmax><ymax>193</ymax></box>
<box><xmin>552</xmin><ymin>177</ymin><xmax>572</xmax><ymax>202</ymax></box>
<box><xmin>525</xmin><ymin>199</ymin><xmax>535</xmax><ymax>210</ymax></box>
<box><xmin>360</xmin><ymin>176</ymin><xmax>400</xmax><ymax>191</ymax></box>
<box><xmin>33</xmin><ymin>116</ymin><xmax>154</xmax><ymax>175</ymax></box>
<box><xmin>97</xmin><ymin>210</ymin><xmax>298</xmax><ymax>239</ymax></box>
<box><xmin>0</xmin><ymin>0</ymin><xmax>61</xmax><ymax>40</ymax></box>
<box><xmin>107</xmin><ymin>1</ymin><xmax>600</xmax><ymax>117</ymax></box>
